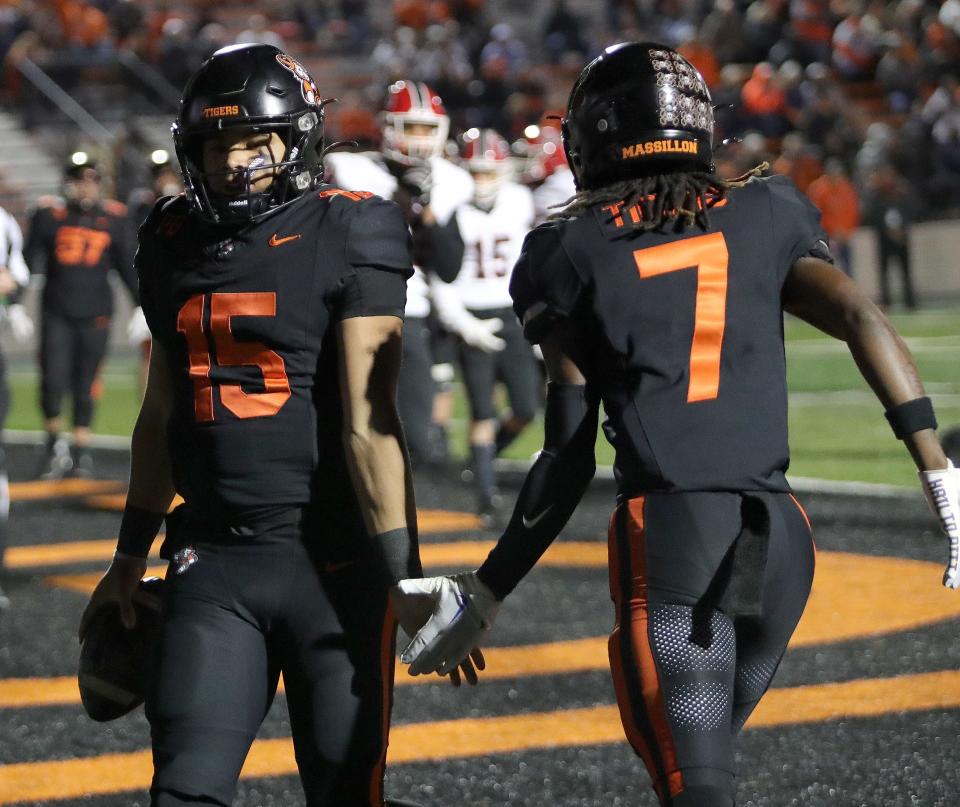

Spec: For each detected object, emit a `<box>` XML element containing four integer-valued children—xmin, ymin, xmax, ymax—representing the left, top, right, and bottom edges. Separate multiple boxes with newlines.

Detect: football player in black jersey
<box><xmin>78</xmin><ymin>44</ymin><xmax>478</xmax><ymax>807</ymax></box>
<box><xmin>24</xmin><ymin>155</ymin><xmax>142</xmax><ymax>478</ymax></box>
<box><xmin>399</xmin><ymin>43</ymin><xmax>960</xmax><ymax>807</ymax></box>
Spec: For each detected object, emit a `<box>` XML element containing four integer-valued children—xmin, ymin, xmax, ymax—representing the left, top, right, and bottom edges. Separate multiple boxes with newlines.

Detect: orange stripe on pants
<box><xmin>369</xmin><ymin>600</ymin><xmax>397</xmax><ymax>806</ymax></box>
<box><xmin>607</xmin><ymin>497</ymin><xmax>683</xmax><ymax>802</ymax></box>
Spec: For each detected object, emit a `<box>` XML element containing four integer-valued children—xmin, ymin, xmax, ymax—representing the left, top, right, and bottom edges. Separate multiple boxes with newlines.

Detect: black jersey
<box><xmin>510</xmin><ymin>175</ymin><xmax>829</xmax><ymax>496</ymax></box>
<box><xmin>25</xmin><ymin>199</ymin><xmax>137</xmax><ymax>319</ymax></box>
<box><xmin>137</xmin><ymin>188</ymin><xmax>412</xmax><ymax>520</ymax></box>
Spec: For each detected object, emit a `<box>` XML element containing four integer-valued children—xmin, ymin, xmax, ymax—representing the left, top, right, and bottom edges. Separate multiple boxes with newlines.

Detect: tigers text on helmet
<box><xmin>460</xmin><ymin>128</ymin><xmax>511</xmax><ymax>208</ymax></box>
<box><xmin>382</xmin><ymin>80</ymin><xmax>449</xmax><ymax>164</ymax></box>
<box><xmin>172</xmin><ymin>43</ymin><xmax>325</xmax><ymax>225</ymax></box>
<box><xmin>562</xmin><ymin>42</ymin><xmax>714</xmax><ymax>191</ymax></box>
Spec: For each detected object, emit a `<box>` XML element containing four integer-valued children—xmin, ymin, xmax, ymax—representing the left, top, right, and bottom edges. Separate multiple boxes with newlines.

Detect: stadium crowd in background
<box><xmin>2</xmin><ymin>1</ymin><xmax>960</xmax><ymax>235</ymax></box>
<box><xmin>0</xmin><ymin>0</ymin><xmax>958</xmax><ymax>492</ymax></box>
<box><xmin>0</xmin><ymin>1</ymin><xmax>958</xmax><ymax>241</ymax></box>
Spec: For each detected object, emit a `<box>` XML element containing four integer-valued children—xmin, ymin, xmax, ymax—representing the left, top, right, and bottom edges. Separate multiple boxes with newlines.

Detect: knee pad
<box><xmin>151</xmin><ymin>788</ymin><xmax>228</xmax><ymax>806</ymax></box>
<box><xmin>670</xmin><ymin>785</ymin><xmax>734</xmax><ymax>807</ymax></box>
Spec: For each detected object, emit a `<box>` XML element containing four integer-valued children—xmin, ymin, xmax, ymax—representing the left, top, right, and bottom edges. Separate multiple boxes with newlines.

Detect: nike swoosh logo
<box><xmin>268</xmin><ymin>233</ymin><xmax>302</xmax><ymax>247</ymax></box>
<box><xmin>522</xmin><ymin>505</ymin><xmax>553</xmax><ymax>529</ymax></box>
<box><xmin>320</xmin><ymin>558</ymin><xmax>358</xmax><ymax>574</ymax></box>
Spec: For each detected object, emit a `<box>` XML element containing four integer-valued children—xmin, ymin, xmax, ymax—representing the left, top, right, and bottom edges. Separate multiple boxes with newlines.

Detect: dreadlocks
<box><xmin>551</xmin><ymin>163</ymin><xmax>768</xmax><ymax>233</ymax></box>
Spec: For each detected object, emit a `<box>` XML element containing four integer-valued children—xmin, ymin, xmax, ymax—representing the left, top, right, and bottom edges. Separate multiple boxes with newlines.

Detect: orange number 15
<box><xmin>176</xmin><ymin>292</ymin><xmax>291</xmax><ymax>422</ymax></box>
<box><xmin>633</xmin><ymin>232</ymin><xmax>729</xmax><ymax>403</ymax></box>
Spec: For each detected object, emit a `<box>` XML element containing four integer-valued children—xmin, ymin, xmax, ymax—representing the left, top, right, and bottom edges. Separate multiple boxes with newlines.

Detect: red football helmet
<box><xmin>460</xmin><ymin>127</ymin><xmax>512</xmax><ymax>206</ymax></box>
<box><xmin>382</xmin><ymin>80</ymin><xmax>450</xmax><ymax>163</ymax></box>
<box><xmin>511</xmin><ymin>124</ymin><xmax>568</xmax><ymax>186</ymax></box>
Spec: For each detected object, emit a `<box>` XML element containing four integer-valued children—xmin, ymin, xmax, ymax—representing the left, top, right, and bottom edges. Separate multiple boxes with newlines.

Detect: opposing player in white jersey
<box><xmin>0</xmin><ymin>204</ymin><xmax>33</xmax><ymax>609</ymax></box>
<box><xmin>326</xmin><ymin>80</ymin><xmax>474</xmax><ymax>466</ymax></box>
<box><xmin>434</xmin><ymin>128</ymin><xmax>539</xmax><ymax>518</ymax></box>
<box><xmin>512</xmin><ymin>124</ymin><xmax>577</xmax><ymax>225</ymax></box>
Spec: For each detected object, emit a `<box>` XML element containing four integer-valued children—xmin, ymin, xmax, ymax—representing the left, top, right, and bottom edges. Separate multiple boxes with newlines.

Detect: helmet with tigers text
<box><xmin>172</xmin><ymin>43</ymin><xmax>326</xmax><ymax>224</ymax></box>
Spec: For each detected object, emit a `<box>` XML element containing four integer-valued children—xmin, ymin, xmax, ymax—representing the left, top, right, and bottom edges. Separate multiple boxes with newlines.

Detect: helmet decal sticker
<box><xmin>648</xmin><ymin>48</ymin><xmax>713</xmax><ymax>131</ymax></box>
<box><xmin>275</xmin><ymin>52</ymin><xmax>319</xmax><ymax>106</ymax></box>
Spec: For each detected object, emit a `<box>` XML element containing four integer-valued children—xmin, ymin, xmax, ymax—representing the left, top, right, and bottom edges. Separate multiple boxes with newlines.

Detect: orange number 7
<box><xmin>633</xmin><ymin>232</ymin><xmax>729</xmax><ymax>403</ymax></box>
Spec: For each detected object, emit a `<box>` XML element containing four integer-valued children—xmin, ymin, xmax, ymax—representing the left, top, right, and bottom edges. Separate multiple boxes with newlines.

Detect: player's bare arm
<box><xmin>79</xmin><ymin>342</ymin><xmax>176</xmax><ymax>639</ymax></box>
<box><xmin>400</xmin><ymin>317</ymin><xmax>600</xmax><ymax>675</ymax></box>
<box><xmin>783</xmin><ymin>256</ymin><xmax>958</xmax><ymax>587</ymax></box>
<box><xmin>338</xmin><ymin>315</ymin><xmax>414</xmax><ymax>539</ymax></box>
<box><xmin>338</xmin><ymin>315</ymin><xmax>483</xmax><ymax>686</ymax></box>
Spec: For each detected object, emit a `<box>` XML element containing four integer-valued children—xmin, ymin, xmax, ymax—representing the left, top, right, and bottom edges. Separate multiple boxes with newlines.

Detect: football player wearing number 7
<box><xmin>399</xmin><ymin>42</ymin><xmax>960</xmax><ymax>807</ymax></box>
<box><xmin>78</xmin><ymin>44</ymin><xmax>479</xmax><ymax>807</ymax></box>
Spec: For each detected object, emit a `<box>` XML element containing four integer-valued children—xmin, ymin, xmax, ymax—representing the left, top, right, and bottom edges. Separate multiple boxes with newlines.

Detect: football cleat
<box><xmin>37</xmin><ymin>437</ymin><xmax>72</xmax><ymax>481</ymax></box>
<box><xmin>78</xmin><ymin>577</ymin><xmax>165</xmax><ymax>721</ymax></box>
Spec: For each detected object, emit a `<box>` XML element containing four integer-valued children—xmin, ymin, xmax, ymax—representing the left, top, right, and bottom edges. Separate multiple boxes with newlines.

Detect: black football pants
<box><xmin>39</xmin><ymin>309</ymin><xmax>110</xmax><ymax>427</ymax></box>
<box><xmin>607</xmin><ymin>491</ymin><xmax>815</xmax><ymax>807</ymax></box>
<box><xmin>397</xmin><ymin>315</ymin><xmax>435</xmax><ymax>465</ymax></box>
<box><xmin>146</xmin><ymin>525</ymin><xmax>396</xmax><ymax>807</ymax></box>
<box><xmin>458</xmin><ymin>306</ymin><xmax>538</xmax><ymax>425</ymax></box>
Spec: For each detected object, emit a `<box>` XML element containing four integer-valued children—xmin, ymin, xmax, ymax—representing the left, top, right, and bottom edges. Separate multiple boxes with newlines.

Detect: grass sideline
<box><xmin>4</xmin><ymin>309</ymin><xmax>958</xmax><ymax>488</ymax></box>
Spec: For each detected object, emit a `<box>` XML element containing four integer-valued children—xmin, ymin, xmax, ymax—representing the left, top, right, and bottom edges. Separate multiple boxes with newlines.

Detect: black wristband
<box><xmin>372</xmin><ymin>527</ymin><xmax>422</xmax><ymax>585</ymax></box>
<box><xmin>884</xmin><ymin>396</ymin><xmax>937</xmax><ymax>440</ymax></box>
<box><xmin>116</xmin><ymin>504</ymin><xmax>166</xmax><ymax>558</ymax></box>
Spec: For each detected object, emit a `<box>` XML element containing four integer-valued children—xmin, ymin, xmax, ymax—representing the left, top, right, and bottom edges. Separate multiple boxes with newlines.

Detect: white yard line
<box><xmin>787</xmin><ymin>335</ymin><xmax>960</xmax><ymax>354</ymax></box>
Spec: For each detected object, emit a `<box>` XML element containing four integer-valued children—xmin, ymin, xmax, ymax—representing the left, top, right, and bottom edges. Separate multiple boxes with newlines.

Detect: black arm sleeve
<box><xmin>23</xmin><ymin>207</ymin><xmax>50</xmax><ymax>277</ymax></box>
<box><xmin>415</xmin><ymin>215</ymin><xmax>465</xmax><ymax>282</ymax></box>
<box><xmin>476</xmin><ymin>383</ymin><xmax>599</xmax><ymax>600</ymax></box>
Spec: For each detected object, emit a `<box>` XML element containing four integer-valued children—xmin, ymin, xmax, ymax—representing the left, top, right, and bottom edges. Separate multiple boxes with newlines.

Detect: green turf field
<box><xmin>4</xmin><ymin>308</ymin><xmax>958</xmax><ymax>486</ymax></box>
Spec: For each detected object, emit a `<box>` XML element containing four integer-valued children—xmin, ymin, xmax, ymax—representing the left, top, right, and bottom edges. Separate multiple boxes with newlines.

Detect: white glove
<box><xmin>4</xmin><ymin>303</ymin><xmax>33</xmax><ymax>342</ymax></box>
<box><xmin>458</xmin><ymin>315</ymin><xmax>506</xmax><ymax>353</ymax></box>
<box><xmin>399</xmin><ymin>571</ymin><xmax>501</xmax><ymax>675</ymax></box>
<box><xmin>919</xmin><ymin>459</ymin><xmax>960</xmax><ymax>589</ymax></box>
<box><xmin>126</xmin><ymin>306</ymin><xmax>151</xmax><ymax>345</ymax></box>
<box><xmin>400</xmin><ymin>163</ymin><xmax>434</xmax><ymax>205</ymax></box>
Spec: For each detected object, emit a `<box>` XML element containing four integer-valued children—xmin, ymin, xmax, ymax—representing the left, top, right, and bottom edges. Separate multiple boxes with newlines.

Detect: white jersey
<box><xmin>326</xmin><ymin>151</ymin><xmax>473</xmax><ymax>318</ymax></box>
<box><xmin>451</xmin><ymin>181</ymin><xmax>534</xmax><ymax>311</ymax></box>
<box><xmin>532</xmin><ymin>166</ymin><xmax>576</xmax><ymax>224</ymax></box>
<box><xmin>0</xmin><ymin>207</ymin><xmax>28</xmax><ymax>287</ymax></box>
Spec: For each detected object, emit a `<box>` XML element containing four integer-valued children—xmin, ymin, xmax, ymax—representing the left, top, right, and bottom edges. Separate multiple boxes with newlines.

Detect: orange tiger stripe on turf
<box><xmin>3</xmin><ymin>670</ymin><xmax>960</xmax><ymax>805</ymax></box>
<box><xmin>10</xmin><ymin>479</ymin><xmax>124</xmax><ymax>502</ymax></box>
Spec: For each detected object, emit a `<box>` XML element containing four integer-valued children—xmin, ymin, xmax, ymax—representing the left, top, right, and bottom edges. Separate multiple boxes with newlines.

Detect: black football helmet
<box><xmin>172</xmin><ymin>43</ymin><xmax>326</xmax><ymax>224</ymax></box>
<box><xmin>562</xmin><ymin>42</ymin><xmax>714</xmax><ymax>191</ymax></box>
<box><xmin>78</xmin><ymin>577</ymin><xmax>165</xmax><ymax>722</ymax></box>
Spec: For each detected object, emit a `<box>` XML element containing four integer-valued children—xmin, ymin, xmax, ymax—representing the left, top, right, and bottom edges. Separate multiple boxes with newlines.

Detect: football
<box><xmin>78</xmin><ymin>577</ymin><xmax>165</xmax><ymax>722</ymax></box>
